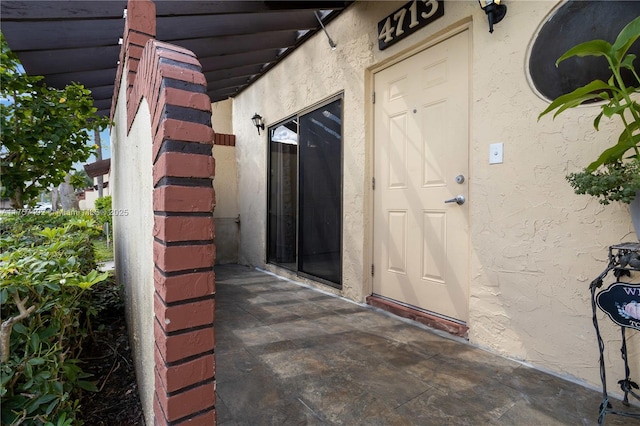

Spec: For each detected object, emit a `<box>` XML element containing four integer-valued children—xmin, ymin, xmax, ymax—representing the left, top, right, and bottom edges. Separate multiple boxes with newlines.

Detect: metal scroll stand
<box><xmin>590</xmin><ymin>242</ymin><xmax>640</xmax><ymax>425</ymax></box>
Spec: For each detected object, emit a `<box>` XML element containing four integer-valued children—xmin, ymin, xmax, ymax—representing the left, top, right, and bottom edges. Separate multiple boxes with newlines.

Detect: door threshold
<box><xmin>366</xmin><ymin>295</ymin><xmax>469</xmax><ymax>339</ymax></box>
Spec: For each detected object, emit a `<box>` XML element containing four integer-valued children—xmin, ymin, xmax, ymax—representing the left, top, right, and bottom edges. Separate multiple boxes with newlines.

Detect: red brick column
<box><xmin>114</xmin><ymin>1</ymin><xmax>216</xmax><ymax>424</ymax></box>
<box><xmin>111</xmin><ymin>0</ymin><xmax>156</xmax><ymax>121</ymax></box>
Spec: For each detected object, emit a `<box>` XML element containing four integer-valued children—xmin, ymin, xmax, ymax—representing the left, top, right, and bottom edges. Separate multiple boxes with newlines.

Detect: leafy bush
<box><xmin>566</xmin><ymin>158</ymin><xmax>640</xmax><ymax>205</ymax></box>
<box><xmin>93</xmin><ymin>196</ymin><xmax>112</xmax><ymax>238</ymax></box>
<box><xmin>0</xmin><ymin>213</ymin><xmax>109</xmax><ymax>425</ymax></box>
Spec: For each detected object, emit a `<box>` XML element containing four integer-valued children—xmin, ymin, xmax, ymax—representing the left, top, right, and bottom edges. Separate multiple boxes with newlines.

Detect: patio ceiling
<box><xmin>0</xmin><ymin>1</ymin><xmax>352</xmax><ymax>117</ymax></box>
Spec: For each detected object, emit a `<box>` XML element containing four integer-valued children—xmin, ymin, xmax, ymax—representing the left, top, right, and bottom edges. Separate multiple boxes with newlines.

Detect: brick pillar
<box><xmin>116</xmin><ymin>1</ymin><xmax>216</xmax><ymax>424</ymax></box>
<box><xmin>147</xmin><ymin>43</ymin><xmax>216</xmax><ymax>425</ymax></box>
<box><xmin>111</xmin><ymin>0</ymin><xmax>156</xmax><ymax>121</ymax></box>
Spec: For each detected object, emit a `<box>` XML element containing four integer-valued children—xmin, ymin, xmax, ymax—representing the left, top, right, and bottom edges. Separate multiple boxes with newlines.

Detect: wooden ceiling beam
<box><xmin>92</xmin><ymin>99</ymin><xmax>112</xmax><ymax>112</ymax></box>
<box><xmin>0</xmin><ymin>1</ymin><xmax>352</xmax><ymax>115</ymax></box>
<box><xmin>156</xmin><ymin>11</ymin><xmax>319</xmax><ymax>40</ymax></box>
<box><xmin>263</xmin><ymin>2</ymin><xmax>350</xmax><ymax>11</ymax></box>
<box><xmin>207</xmin><ymin>76</ymin><xmax>253</xmax><ymax>92</ymax></box>
<box><xmin>89</xmin><ymin>85</ymin><xmax>118</xmax><ymax>102</ymax></box>
<box><xmin>203</xmin><ymin>65</ymin><xmax>263</xmax><ymax>82</ymax></box>
<box><xmin>199</xmin><ymin>49</ymin><xmax>280</xmax><ymax>72</ymax></box>
<box><xmin>0</xmin><ymin>1</ymin><xmax>349</xmax><ymax>20</ymax></box>
<box><xmin>172</xmin><ymin>30</ymin><xmax>297</xmax><ymax>58</ymax></box>
<box><xmin>155</xmin><ymin>1</ymin><xmax>349</xmax><ymax>16</ymax></box>
<box><xmin>208</xmin><ymin>87</ymin><xmax>239</xmax><ymax>102</ymax></box>
<box><xmin>2</xmin><ymin>19</ymin><xmax>124</xmax><ymax>51</ymax></box>
<box><xmin>43</xmin><ymin>69</ymin><xmax>116</xmax><ymax>91</ymax></box>
<box><xmin>17</xmin><ymin>46</ymin><xmax>121</xmax><ymax>75</ymax></box>
<box><xmin>0</xmin><ymin>1</ymin><xmax>126</xmax><ymax>20</ymax></box>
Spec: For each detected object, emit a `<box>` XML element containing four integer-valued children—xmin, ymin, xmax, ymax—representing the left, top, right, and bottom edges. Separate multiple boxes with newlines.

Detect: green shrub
<box><xmin>0</xmin><ymin>213</ymin><xmax>108</xmax><ymax>425</ymax></box>
<box><xmin>93</xmin><ymin>196</ymin><xmax>112</xmax><ymax>238</ymax></box>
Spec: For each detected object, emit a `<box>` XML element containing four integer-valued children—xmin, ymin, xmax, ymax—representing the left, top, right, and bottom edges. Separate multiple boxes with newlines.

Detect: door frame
<box><xmin>364</xmin><ymin>19</ymin><xmax>473</xmax><ymax>315</ymax></box>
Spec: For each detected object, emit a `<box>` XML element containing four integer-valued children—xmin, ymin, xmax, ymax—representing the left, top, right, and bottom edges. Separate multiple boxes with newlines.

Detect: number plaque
<box><xmin>377</xmin><ymin>0</ymin><xmax>445</xmax><ymax>50</ymax></box>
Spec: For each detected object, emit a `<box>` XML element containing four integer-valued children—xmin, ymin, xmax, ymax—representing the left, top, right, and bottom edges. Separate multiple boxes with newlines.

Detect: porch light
<box><xmin>479</xmin><ymin>0</ymin><xmax>507</xmax><ymax>33</ymax></box>
<box><xmin>252</xmin><ymin>113</ymin><xmax>265</xmax><ymax>135</ymax></box>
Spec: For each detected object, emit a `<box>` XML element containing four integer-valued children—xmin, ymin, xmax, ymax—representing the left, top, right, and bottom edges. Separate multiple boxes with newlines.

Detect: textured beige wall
<box><xmin>466</xmin><ymin>0</ymin><xmax>638</xmax><ymax>396</ymax></box>
<box><xmin>232</xmin><ymin>0</ymin><xmax>638</xmax><ymax>394</ymax></box>
<box><xmin>211</xmin><ymin>99</ymin><xmax>239</xmax><ymax>263</ymax></box>
<box><xmin>111</xmin><ymin>72</ymin><xmax>155</xmax><ymax>422</ymax></box>
<box><xmin>212</xmin><ymin>98</ymin><xmax>233</xmax><ymax>134</ymax></box>
<box><xmin>212</xmin><ymin>144</ymin><xmax>239</xmax><ymax>263</ymax></box>
<box><xmin>79</xmin><ymin>179</ymin><xmax>110</xmax><ymax>211</ymax></box>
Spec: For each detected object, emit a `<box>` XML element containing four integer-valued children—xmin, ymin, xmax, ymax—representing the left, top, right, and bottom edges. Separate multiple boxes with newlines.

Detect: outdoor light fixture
<box><xmin>252</xmin><ymin>113</ymin><xmax>265</xmax><ymax>135</ymax></box>
<box><xmin>314</xmin><ymin>11</ymin><xmax>337</xmax><ymax>50</ymax></box>
<box><xmin>479</xmin><ymin>0</ymin><xmax>507</xmax><ymax>33</ymax></box>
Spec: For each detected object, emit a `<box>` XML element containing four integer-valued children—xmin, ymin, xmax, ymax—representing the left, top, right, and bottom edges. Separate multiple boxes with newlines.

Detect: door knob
<box><xmin>444</xmin><ymin>195</ymin><xmax>465</xmax><ymax>205</ymax></box>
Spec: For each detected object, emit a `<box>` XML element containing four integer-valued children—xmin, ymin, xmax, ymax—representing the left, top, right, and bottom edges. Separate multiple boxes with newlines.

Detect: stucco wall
<box><xmin>466</xmin><ymin>0</ymin><xmax>638</xmax><ymax>394</ymax></box>
<box><xmin>79</xmin><ymin>176</ymin><xmax>110</xmax><ymax>211</ymax></box>
<box><xmin>212</xmin><ymin>145</ymin><xmax>239</xmax><ymax>264</ymax></box>
<box><xmin>212</xmin><ymin>98</ymin><xmax>233</xmax><ymax>134</ymax></box>
<box><xmin>211</xmin><ymin>99</ymin><xmax>239</xmax><ymax>263</ymax></box>
<box><xmin>231</xmin><ymin>0</ymin><xmax>638</xmax><ymax>395</ymax></box>
<box><xmin>111</xmin><ymin>75</ymin><xmax>155</xmax><ymax>420</ymax></box>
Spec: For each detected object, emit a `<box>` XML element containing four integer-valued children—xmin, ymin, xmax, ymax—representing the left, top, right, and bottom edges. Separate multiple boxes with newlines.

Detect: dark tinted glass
<box><xmin>298</xmin><ymin>99</ymin><xmax>342</xmax><ymax>285</ymax></box>
<box><xmin>267</xmin><ymin>120</ymin><xmax>298</xmax><ymax>268</ymax></box>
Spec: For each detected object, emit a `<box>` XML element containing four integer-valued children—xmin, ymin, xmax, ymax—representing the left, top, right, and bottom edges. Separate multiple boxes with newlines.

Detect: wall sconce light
<box><xmin>479</xmin><ymin>0</ymin><xmax>507</xmax><ymax>33</ymax></box>
<box><xmin>252</xmin><ymin>113</ymin><xmax>265</xmax><ymax>135</ymax></box>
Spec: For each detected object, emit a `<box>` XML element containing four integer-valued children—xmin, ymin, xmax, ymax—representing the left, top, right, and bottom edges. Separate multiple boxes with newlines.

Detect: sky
<box><xmin>74</xmin><ymin>128</ymin><xmax>111</xmax><ymax>171</ymax></box>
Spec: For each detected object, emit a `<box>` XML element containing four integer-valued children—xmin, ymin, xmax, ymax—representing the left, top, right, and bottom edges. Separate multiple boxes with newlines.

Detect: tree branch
<box><xmin>0</xmin><ymin>293</ymin><xmax>36</xmax><ymax>363</ymax></box>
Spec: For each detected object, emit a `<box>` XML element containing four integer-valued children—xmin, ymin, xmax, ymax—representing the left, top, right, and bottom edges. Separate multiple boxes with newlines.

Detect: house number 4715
<box><xmin>377</xmin><ymin>0</ymin><xmax>445</xmax><ymax>50</ymax></box>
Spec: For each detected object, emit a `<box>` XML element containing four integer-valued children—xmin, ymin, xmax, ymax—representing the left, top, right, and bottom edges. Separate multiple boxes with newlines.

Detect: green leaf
<box><xmin>593</xmin><ymin>111</ymin><xmax>604</xmax><ymax>131</ymax></box>
<box><xmin>620</xmin><ymin>53</ymin><xmax>637</xmax><ymax>71</ymax></box>
<box><xmin>538</xmin><ymin>80</ymin><xmax>613</xmax><ymax>120</ymax></box>
<box><xmin>586</xmin><ymin>133</ymin><xmax>640</xmax><ymax>171</ymax></box>
<box><xmin>602</xmin><ymin>102</ymin><xmax>631</xmax><ymax>118</ymax></box>
<box><xmin>45</xmin><ymin>398</ymin><xmax>58</xmax><ymax>415</ymax></box>
<box><xmin>35</xmin><ymin>370</ymin><xmax>52</xmax><ymax>380</ymax></box>
<box><xmin>44</xmin><ymin>282</ymin><xmax>61</xmax><ymax>291</ymax></box>
<box><xmin>611</xmin><ymin>16</ymin><xmax>640</xmax><ymax>61</ymax></box>
<box><xmin>26</xmin><ymin>393</ymin><xmax>58</xmax><ymax>414</ymax></box>
<box><xmin>56</xmin><ymin>412</ymin><xmax>73</xmax><ymax>426</ymax></box>
<box><xmin>29</xmin><ymin>333</ymin><xmax>41</xmax><ymax>352</ymax></box>
<box><xmin>27</xmin><ymin>357</ymin><xmax>45</xmax><ymax>366</ymax></box>
<box><xmin>13</xmin><ymin>322</ymin><xmax>27</xmax><ymax>335</ymax></box>
<box><xmin>556</xmin><ymin>40</ymin><xmax>612</xmax><ymax>66</ymax></box>
<box><xmin>76</xmin><ymin>380</ymin><xmax>98</xmax><ymax>392</ymax></box>
<box><xmin>1</xmin><ymin>370</ymin><xmax>15</xmax><ymax>386</ymax></box>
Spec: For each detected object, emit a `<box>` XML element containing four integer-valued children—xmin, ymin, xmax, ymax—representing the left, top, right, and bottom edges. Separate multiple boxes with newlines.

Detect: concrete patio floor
<box><xmin>214</xmin><ymin>264</ymin><xmax>640</xmax><ymax>425</ymax></box>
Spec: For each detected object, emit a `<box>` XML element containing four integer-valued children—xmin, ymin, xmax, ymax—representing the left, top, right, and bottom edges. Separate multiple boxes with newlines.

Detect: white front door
<box><xmin>373</xmin><ymin>30</ymin><xmax>470</xmax><ymax>322</ymax></box>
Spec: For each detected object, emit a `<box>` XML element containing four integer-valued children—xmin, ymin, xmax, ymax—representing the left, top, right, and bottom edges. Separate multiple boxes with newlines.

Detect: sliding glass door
<box><xmin>268</xmin><ymin>119</ymin><xmax>298</xmax><ymax>270</ymax></box>
<box><xmin>267</xmin><ymin>97</ymin><xmax>343</xmax><ymax>287</ymax></box>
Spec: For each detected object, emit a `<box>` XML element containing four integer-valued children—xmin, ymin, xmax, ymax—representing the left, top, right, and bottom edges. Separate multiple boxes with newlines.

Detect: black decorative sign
<box><xmin>377</xmin><ymin>0</ymin><xmax>445</xmax><ymax>51</ymax></box>
<box><xmin>596</xmin><ymin>282</ymin><xmax>640</xmax><ymax>330</ymax></box>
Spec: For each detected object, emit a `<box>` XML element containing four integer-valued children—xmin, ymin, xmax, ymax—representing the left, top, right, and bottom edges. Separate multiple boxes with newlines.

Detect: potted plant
<box><xmin>539</xmin><ymin>16</ymin><xmax>640</xmax><ymax>239</ymax></box>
